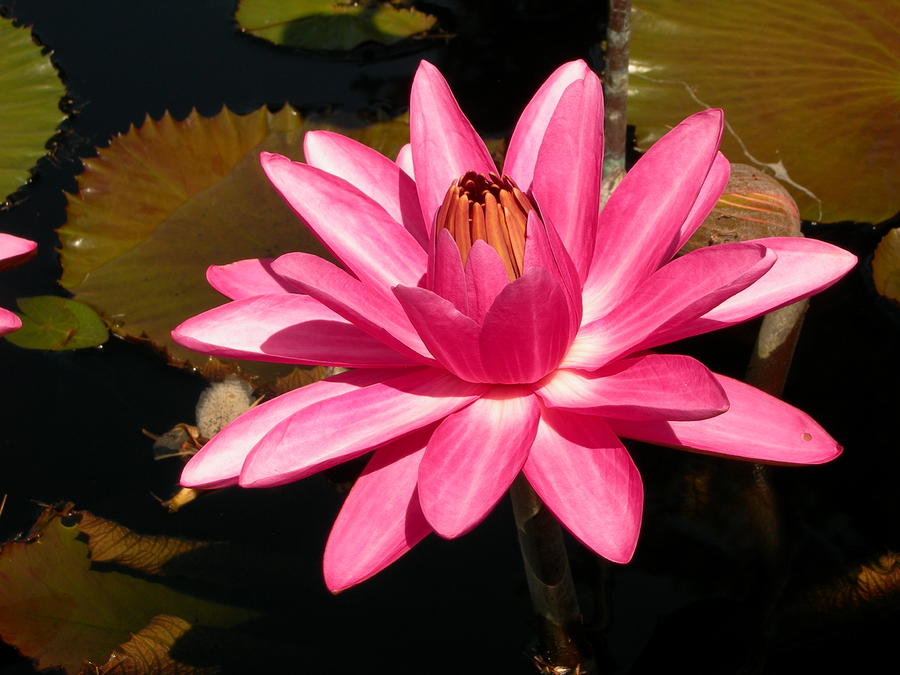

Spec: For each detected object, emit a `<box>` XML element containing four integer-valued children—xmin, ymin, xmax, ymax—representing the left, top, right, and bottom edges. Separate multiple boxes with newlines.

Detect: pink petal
<box><xmin>522</xmin><ymin>211</ymin><xmax>582</xmax><ymax>338</ymax></box>
<box><xmin>582</xmin><ymin>109</ymin><xmax>724</xmax><ymax>319</ymax></box>
<box><xmin>181</xmin><ymin>369</ymin><xmax>394</xmax><ymax>488</ymax></box>
<box><xmin>536</xmin><ymin>353</ymin><xmax>728</xmax><ymax>421</ymax></box>
<box><xmin>608</xmin><ymin>373</ymin><xmax>842</xmax><ymax>464</ymax></box>
<box><xmin>394</xmin><ymin>284</ymin><xmax>487</xmax><ymax>382</ymax></box>
<box><xmin>504</xmin><ymin>60</ymin><xmax>594</xmax><ymax>191</ymax></box>
<box><xmin>239</xmin><ymin>368</ymin><xmax>488</xmax><ymax>487</ymax></box>
<box><xmin>206</xmin><ymin>259</ymin><xmax>293</xmax><ymax>300</ymax></box>
<box><xmin>303</xmin><ymin>131</ymin><xmax>428</xmax><ymax>249</ymax></box>
<box><xmin>0</xmin><ymin>233</ymin><xmax>37</xmax><ymax>271</ymax></box>
<box><xmin>418</xmin><ymin>388</ymin><xmax>540</xmax><ymax>538</ymax></box>
<box><xmin>0</xmin><ymin>308</ymin><xmax>22</xmax><ymax>337</ymax></box>
<box><xmin>410</xmin><ymin>61</ymin><xmax>497</xmax><ymax>231</ymax></box>
<box><xmin>671</xmin><ymin>152</ymin><xmax>731</xmax><ymax>255</ymax></box>
<box><xmin>644</xmin><ymin>237</ymin><xmax>857</xmax><ymax>347</ymax></box>
<box><xmin>260</xmin><ymin>152</ymin><xmax>426</xmax><ymax>290</ymax></box>
<box><xmin>323</xmin><ymin>426</ymin><xmax>434</xmax><ymax>592</ymax></box>
<box><xmin>395</xmin><ymin>144</ymin><xmax>414</xmax><ymax>178</ymax></box>
<box><xmin>480</xmin><ymin>267</ymin><xmax>571</xmax><ymax>384</ymax></box>
<box><xmin>464</xmin><ymin>240</ymin><xmax>509</xmax><ymax>324</ymax></box>
<box><xmin>530</xmin><ymin>73</ymin><xmax>603</xmax><ymax>281</ymax></box>
<box><xmin>271</xmin><ymin>252</ymin><xmax>432</xmax><ymax>362</ymax></box>
<box><xmin>568</xmin><ymin>241</ymin><xmax>776</xmax><ymax>370</ymax></box>
<box><xmin>524</xmin><ymin>409</ymin><xmax>643</xmax><ymax>563</ymax></box>
<box><xmin>172</xmin><ymin>294</ymin><xmax>418</xmax><ymax>368</ymax></box>
<box><xmin>430</xmin><ymin>230</ymin><xmax>468</xmax><ymax>314</ymax></box>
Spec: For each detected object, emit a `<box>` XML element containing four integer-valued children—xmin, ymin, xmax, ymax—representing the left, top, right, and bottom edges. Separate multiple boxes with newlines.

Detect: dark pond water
<box><xmin>0</xmin><ymin>0</ymin><xmax>897</xmax><ymax>673</ymax></box>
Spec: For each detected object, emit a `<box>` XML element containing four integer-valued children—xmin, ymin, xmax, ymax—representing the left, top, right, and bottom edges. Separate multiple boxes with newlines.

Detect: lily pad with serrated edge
<box><xmin>236</xmin><ymin>0</ymin><xmax>437</xmax><ymax>51</ymax></box>
<box><xmin>3</xmin><ymin>295</ymin><xmax>108</xmax><ymax>350</ymax></box>
<box><xmin>0</xmin><ymin>506</ymin><xmax>256</xmax><ymax>675</ymax></box>
<box><xmin>0</xmin><ymin>15</ymin><xmax>66</xmax><ymax>203</ymax></box>
<box><xmin>629</xmin><ymin>0</ymin><xmax>900</xmax><ymax>223</ymax></box>
<box><xmin>58</xmin><ymin>106</ymin><xmax>410</xmax><ymax>378</ymax></box>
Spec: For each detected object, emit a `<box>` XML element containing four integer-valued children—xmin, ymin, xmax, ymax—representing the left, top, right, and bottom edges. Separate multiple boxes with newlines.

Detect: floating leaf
<box><xmin>0</xmin><ymin>506</ymin><xmax>255</xmax><ymax>674</ymax></box>
<box><xmin>0</xmin><ymin>16</ymin><xmax>66</xmax><ymax>203</ymax></box>
<box><xmin>681</xmin><ymin>163</ymin><xmax>801</xmax><ymax>254</ymax></box>
<box><xmin>78</xmin><ymin>512</ymin><xmax>212</xmax><ymax>576</ymax></box>
<box><xmin>3</xmin><ymin>295</ymin><xmax>108</xmax><ymax>350</ymax></box>
<box><xmin>93</xmin><ymin>615</ymin><xmax>215</xmax><ymax>675</ymax></box>
<box><xmin>236</xmin><ymin>0</ymin><xmax>437</xmax><ymax>51</ymax></box>
<box><xmin>629</xmin><ymin>0</ymin><xmax>900</xmax><ymax>223</ymax></box>
<box><xmin>872</xmin><ymin>227</ymin><xmax>900</xmax><ymax>304</ymax></box>
<box><xmin>59</xmin><ymin>106</ymin><xmax>410</xmax><ymax>375</ymax></box>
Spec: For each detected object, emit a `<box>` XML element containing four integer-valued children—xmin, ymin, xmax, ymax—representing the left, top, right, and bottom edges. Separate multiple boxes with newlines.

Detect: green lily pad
<box><xmin>3</xmin><ymin>295</ymin><xmax>108</xmax><ymax>350</ymax></box>
<box><xmin>0</xmin><ymin>506</ymin><xmax>256</xmax><ymax>675</ymax></box>
<box><xmin>236</xmin><ymin>0</ymin><xmax>437</xmax><ymax>51</ymax></box>
<box><xmin>59</xmin><ymin>106</ymin><xmax>410</xmax><ymax>374</ymax></box>
<box><xmin>0</xmin><ymin>16</ymin><xmax>66</xmax><ymax>203</ymax></box>
<box><xmin>629</xmin><ymin>0</ymin><xmax>900</xmax><ymax>223</ymax></box>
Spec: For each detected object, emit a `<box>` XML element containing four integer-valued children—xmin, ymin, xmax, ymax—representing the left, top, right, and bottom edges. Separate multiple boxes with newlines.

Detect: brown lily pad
<box><xmin>0</xmin><ymin>506</ymin><xmax>256</xmax><ymax>674</ymax></box>
<box><xmin>59</xmin><ymin>106</ymin><xmax>410</xmax><ymax>380</ymax></box>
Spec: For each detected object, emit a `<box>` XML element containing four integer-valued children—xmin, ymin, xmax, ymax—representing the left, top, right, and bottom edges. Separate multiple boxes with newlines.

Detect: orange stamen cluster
<box><xmin>435</xmin><ymin>171</ymin><xmax>535</xmax><ymax>280</ymax></box>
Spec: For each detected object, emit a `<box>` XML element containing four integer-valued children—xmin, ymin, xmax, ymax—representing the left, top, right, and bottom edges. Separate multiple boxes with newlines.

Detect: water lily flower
<box><xmin>172</xmin><ymin>60</ymin><xmax>856</xmax><ymax>592</ymax></box>
<box><xmin>0</xmin><ymin>234</ymin><xmax>37</xmax><ymax>336</ymax></box>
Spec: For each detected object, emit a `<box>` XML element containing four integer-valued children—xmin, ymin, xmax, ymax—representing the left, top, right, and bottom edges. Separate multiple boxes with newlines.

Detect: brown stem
<box><xmin>602</xmin><ymin>0</ymin><xmax>631</xmax><ymax>202</ymax></box>
<box><xmin>510</xmin><ymin>475</ymin><xmax>594</xmax><ymax>674</ymax></box>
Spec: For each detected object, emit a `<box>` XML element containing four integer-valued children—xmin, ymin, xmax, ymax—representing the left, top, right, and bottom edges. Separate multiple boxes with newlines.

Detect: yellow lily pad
<box><xmin>59</xmin><ymin>106</ymin><xmax>410</xmax><ymax>372</ymax></box>
<box><xmin>629</xmin><ymin>0</ymin><xmax>900</xmax><ymax>223</ymax></box>
<box><xmin>236</xmin><ymin>0</ymin><xmax>437</xmax><ymax>51</ymax></box>
<box><xmin>0</xmin><ymin>16</ymin><xmax>66</xmax><ymax>203</ymax></box>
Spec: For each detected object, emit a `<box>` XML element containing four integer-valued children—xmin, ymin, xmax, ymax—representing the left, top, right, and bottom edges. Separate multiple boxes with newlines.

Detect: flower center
<box><xmin>435</xmin><ymin>171</ymin><xmax>535</xmax><ymax>280</ymax></box>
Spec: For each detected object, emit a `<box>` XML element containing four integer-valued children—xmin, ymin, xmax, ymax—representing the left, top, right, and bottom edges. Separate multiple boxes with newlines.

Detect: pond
<box><xmin>0</xmin><ymin>0</ymin><xmax>897</xmax><ymax>673</ymax></box>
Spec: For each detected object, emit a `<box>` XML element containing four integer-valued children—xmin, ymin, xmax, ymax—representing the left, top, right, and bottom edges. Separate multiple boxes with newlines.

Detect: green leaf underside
<box><xmin>59</xmin><ymin>106</ymin><xmax>410</xmax><ymax>373</ymax></box>
<box><xmin>236</xmin><ymin>0</ymin><xmax>437</xmax><ymax>50</ymax></box>
<box><xmin>0</xmin><ymin>509</ymin><xmax>255</xmax><ymax>674</ymax></box>
<box><xmin>4</xmin><ymin>296</ymin><xmax>108</xmax><ymax>350</ymax></box>
<box><xmin>629</xmin><ymin>0</ymin><xmax>900</xmax><ymax>223</ymax></box>
<box><xmin>0</xmin><ymin>16</ymin><xmax>66</xmax><ymax>202</ymax></box>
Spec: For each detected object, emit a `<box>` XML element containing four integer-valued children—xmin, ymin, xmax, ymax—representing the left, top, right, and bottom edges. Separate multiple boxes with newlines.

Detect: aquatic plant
<box><xmin>171</xmin><ymin>59</ymin><xmax>856</xmax><ymax>592</ymax></box>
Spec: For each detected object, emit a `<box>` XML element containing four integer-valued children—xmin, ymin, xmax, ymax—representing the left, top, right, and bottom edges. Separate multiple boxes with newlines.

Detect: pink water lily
<box><xmin>0</xmin><ymin>234</ymin><xmax>37</xmax><ymax>336</ymax></box>
<box><xmin>172</xmin><ymin>60</ymin><xmax>856</xmax><ymax>592</ymax></box>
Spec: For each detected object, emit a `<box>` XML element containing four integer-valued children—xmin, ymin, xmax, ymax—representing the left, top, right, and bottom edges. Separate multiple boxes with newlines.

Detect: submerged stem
<box><xmin>601</xmin><ymin>0</ymin><xmax>631</xmax><ymax>203</ymax></box>
<box><xmin>510</xmin><ymin>475</ymin><xmax>594</xmax><ymax>674</ymax></box>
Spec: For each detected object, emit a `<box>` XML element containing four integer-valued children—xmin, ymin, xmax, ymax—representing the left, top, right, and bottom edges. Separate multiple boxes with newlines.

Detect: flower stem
<box><xmin>510</xmin><ymin>474</ymin><xmax>595</xmax><ymax>674</ymax></box>
<box><xmin>601</xmin><ymin>0</ymin><xmax>632</xmax><ymax>202</ymax></box>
